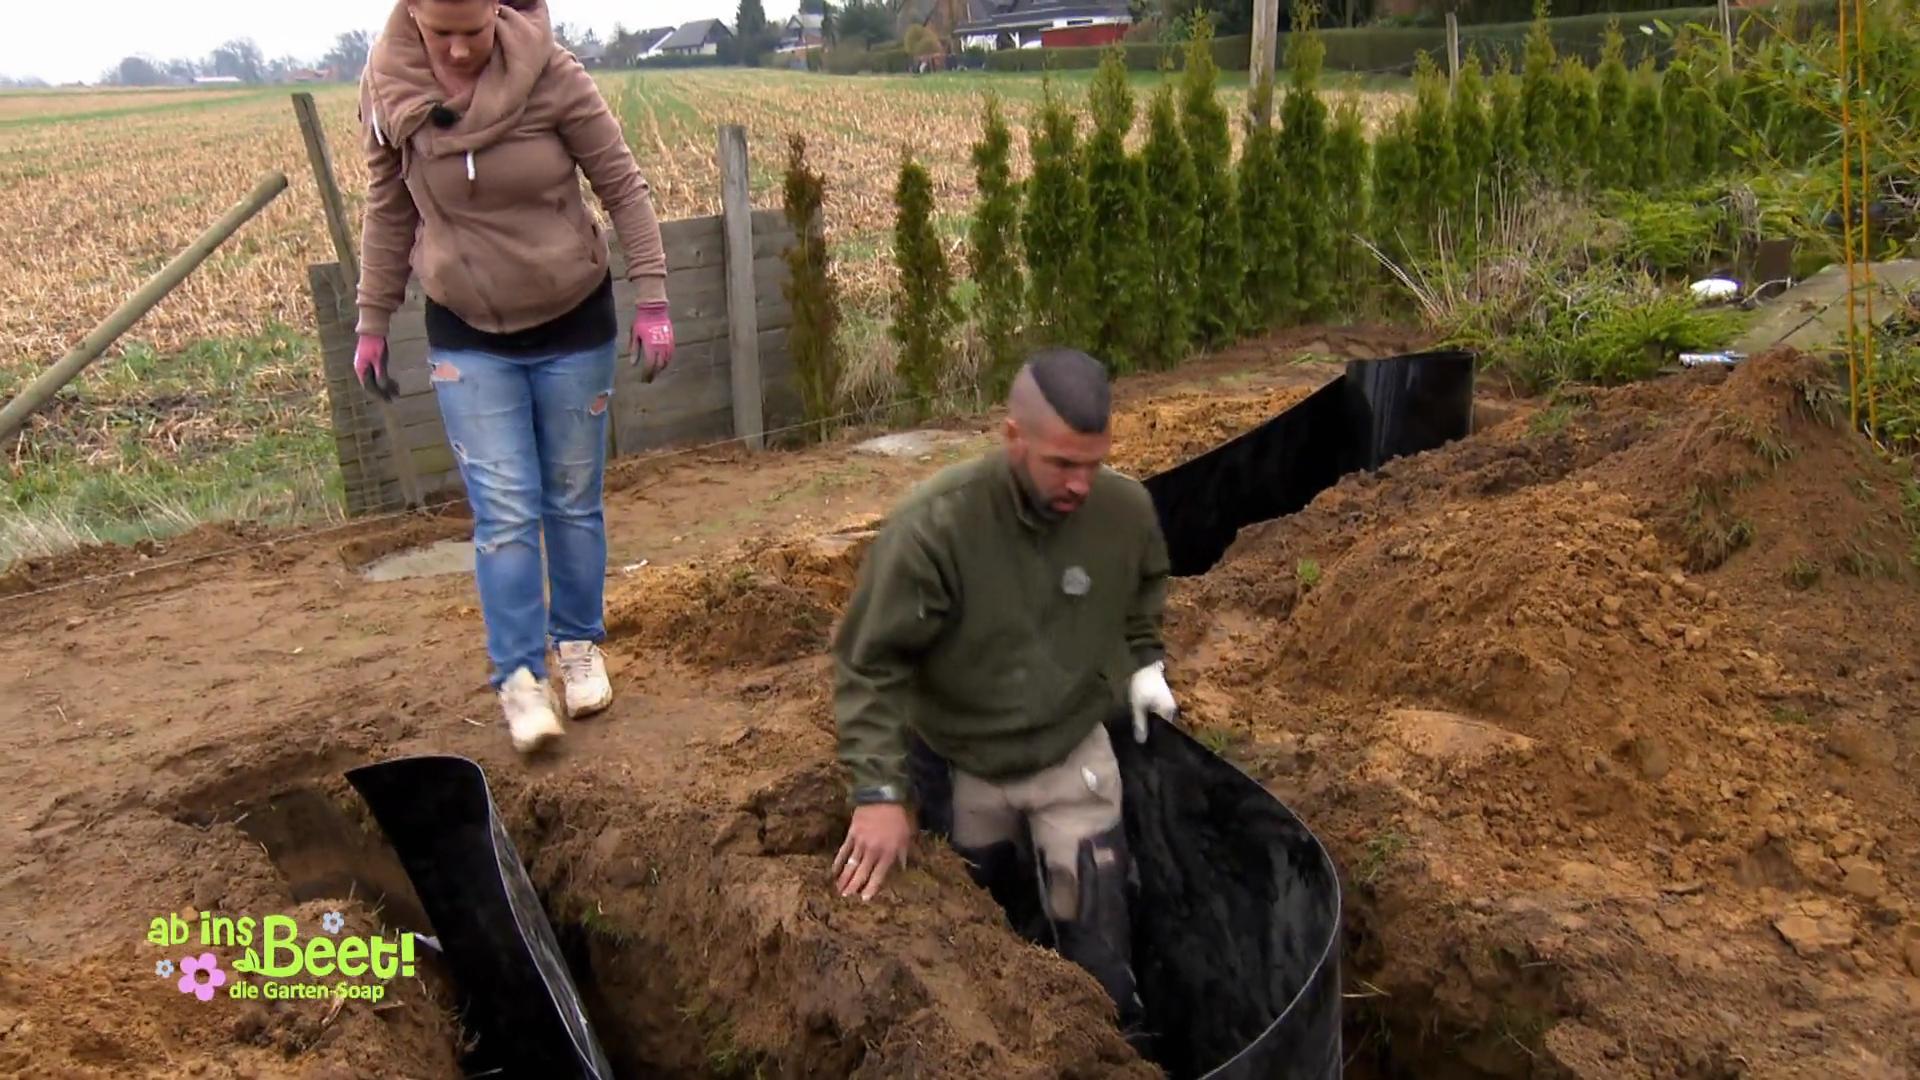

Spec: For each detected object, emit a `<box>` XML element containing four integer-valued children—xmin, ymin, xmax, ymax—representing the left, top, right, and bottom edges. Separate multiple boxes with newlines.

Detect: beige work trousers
<box><xmin>950</xmin><ymin>723</ymin><xmax>1123</xmax><ymax>921</ymax></box>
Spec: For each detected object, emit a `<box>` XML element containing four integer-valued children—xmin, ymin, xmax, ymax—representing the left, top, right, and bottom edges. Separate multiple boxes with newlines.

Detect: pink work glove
<box><xmin>632</xmin><ymin>302</ymin><xmax>675</xmax><ymax>382</ymax></box>
<box><xmin>354</xmin><ymin>334</ymin><xmax>397</xmax><ymax>401</ymax></box>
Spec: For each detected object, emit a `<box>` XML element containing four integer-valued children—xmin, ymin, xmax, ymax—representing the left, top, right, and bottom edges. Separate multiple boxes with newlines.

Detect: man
<box><xmin>828</xmin><ymin>348</ymin><xmax>1179</xmax><ymax>1023</ymax></box>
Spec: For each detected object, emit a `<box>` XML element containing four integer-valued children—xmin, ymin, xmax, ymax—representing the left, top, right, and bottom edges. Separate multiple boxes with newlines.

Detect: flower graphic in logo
<box><xmin>154</xmin><ymin>959</ymin><xmax>175</xmax><ymax>979</ymax></box>
<box><xmin>176</xmin><ymin>952</ymin><xmax>227</xmax><ymax>1002</ymax></box>
<box><xmin>321</xmin><ymin>911</ymin><xmax>345</xmax><ymax>935</ymax></box>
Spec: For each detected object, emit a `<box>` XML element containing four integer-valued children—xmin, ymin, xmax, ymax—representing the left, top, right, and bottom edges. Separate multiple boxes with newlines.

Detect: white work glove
<box><xmin>1127</xmin><ymin>660</ymin><xmax>1178</xmax><ymax>744</ymax></box>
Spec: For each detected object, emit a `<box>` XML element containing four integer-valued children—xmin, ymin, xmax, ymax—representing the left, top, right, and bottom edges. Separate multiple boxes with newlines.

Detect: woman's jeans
<box><xmin>428</xmin><ymin>338</ymin><xmax>617</xmax><ymax>689</ymax></box>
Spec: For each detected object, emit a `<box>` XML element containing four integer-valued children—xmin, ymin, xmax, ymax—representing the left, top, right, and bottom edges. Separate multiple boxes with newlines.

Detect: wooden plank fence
<box><xmin>306</xmin><ymin>124</ymin><xmax>807</xmax><ymax>517</ymax></box>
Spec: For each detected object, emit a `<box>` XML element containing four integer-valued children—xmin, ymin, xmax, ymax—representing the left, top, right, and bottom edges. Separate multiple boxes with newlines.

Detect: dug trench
<box><xmin>5</xmin><ymin>338</ymin><xmax>1919</xmax><ymax>1076</ymax></box>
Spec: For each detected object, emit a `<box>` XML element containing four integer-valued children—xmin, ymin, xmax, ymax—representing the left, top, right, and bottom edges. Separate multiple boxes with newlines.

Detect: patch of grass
<box><xmin>1680</xmin><ymin>484</ymin><xmax>1755</xmax><ymax>572</ymax></box>
<box><xmin>1357</xmin><ymin>829</ymin><xmax>1410</xmax><ymax>887</ymax></box>
<box><xmin>1194</xmin><ymin>725</ymin><xmax>1237</xmax><ymax>756</ymax></box>
<box><xmin>1770</xmin><ymin>704</ymin><xmax>1812</xmax><ymax>726</ymax></box>
<box><xmin>1837</xmin><ymin>538</ymin><xmax>1899</xmax><ymax>580</ymax></box>
<box><xmin>1296</xmin><ymin>557</ymin><xmax>1322</xmax><ymax>590</ymax></box>
<box><xmin>1715</xmin><ymin>413</ymin><xmax>1795</xmax><ymax>468</ymax></box>
<box><xmin>2</xmin><ymin>327</ymin><xmax>342</xmax><ymax>564</ymax></box>
<box><xmin>1526</xmin><ymin>398</ymin><xmax>1588</xmax><ymax>437</ymax></box>
<box><xmin>1784</xmin><ymin>557</ymin><xmax>1821</xmax><ymax>591</ymax></box>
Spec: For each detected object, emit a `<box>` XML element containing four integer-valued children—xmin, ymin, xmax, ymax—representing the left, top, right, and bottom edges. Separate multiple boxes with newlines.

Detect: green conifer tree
<box><xmin>891</xmin><ymin>149</ymin><xmax>959</xmax><ymax>413</ymax></box>
<box><xmin>1141</xmin><ymin>79</ymin><xmax>1200</xmax><ymax>367</ymax></box>
<box><xmin>1082</xmin><ymin>46</ymin><xmax>1153</xmax><ymax>373</ymax></box>
<box><xmin>1489</xmin><ymin>49</ymin><xmax>1528</xmax><ymax>195</ymax></box>
<box><xmin>1558</xmin><ymin>55</ymin><xmax>1601</xmax><ymax>187</ymax></box>
<box><xmin>1661</xmin><ymin>38</ymin><xmax>1698</xmax><ymax>184</ymax></box>
<box><xmin>1326</xmin><ymin>89</ymin><xmax>1372</xmax><ymax>305</ymax></box>
<box><xmin>1278</xmin><ymin>5</ymin><xmax>1334</xmax><ymax>320</ymax></box>
<box><xmin>967</xmin><ymin>93</ymin><xmax>1025</xmax><ymax>397</ymax></box>
<box><xmin>1594</xmin><ymin>20</ymin><xmax>1634</xmax><ymax>190</ymax></box>
<box><xmin>1180</xmin><ymin>13</ymin><xmax>1243</xmax><ymax>346</ymax></box>
<box><xmin>1450</xmin><ymin>50</ymin><xmax>1495</xmax><ymax>226</ymax></box>
<box><xmin>782</xmin><ymin>134</ymin><xmax>842</xmax><ymax>436</ymax></box>
<box><xmin>1238</xmin><ymin>76</ymin><xmax>1292</xmax><ymax>330</ymax></box>
<box><xmin>1629</xmin><ymin>56</ymin><xmax>1668</xmax><ymax>190</ymax></box>
<box><xmin>1520</xmin><ymin>0</ymin><xmax>1561</xmax><ymax>182</ymax></box>
<box><xmin>1022</xmin><ymin>79</ymin><xmax>1095</xmax><ymax>348</ymax></box>
<box><xmin>1408</xmin><ymin>52</ymin><xmax>1458</xmax><ymax>243</ymax></box>
<box><xmin>1370</xmin><ymin>111</ymin><xmax>1418</xmax><ymax>262</ymax></box>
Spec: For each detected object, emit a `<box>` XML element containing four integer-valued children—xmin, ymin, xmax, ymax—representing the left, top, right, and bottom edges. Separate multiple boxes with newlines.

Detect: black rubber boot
<box><xmin>1051</xmin><ymin>823</ymin><xmax>1143</xmax><ymax>1031</ymax></box>
<box><xmin>952</xmin><ymin>836</ymin><xmax>1054</xmax><ymax>947</ymax></box>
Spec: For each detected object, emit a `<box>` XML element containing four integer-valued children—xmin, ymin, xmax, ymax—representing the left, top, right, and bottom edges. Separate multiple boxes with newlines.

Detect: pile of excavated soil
<box><xmin>1108</xmin><ymin>385</ymin><xmax>1316</xmax><ymax>478</ymax></box>
<box><xmin>605</xmin><ymin>517</ymin><xmax>880</xmax><ymax>670</ymax></box>
<box><xmin>1165</xmin><ymin>348</ymin><xmax>1920</xmax><ymax>1076</ymax></box>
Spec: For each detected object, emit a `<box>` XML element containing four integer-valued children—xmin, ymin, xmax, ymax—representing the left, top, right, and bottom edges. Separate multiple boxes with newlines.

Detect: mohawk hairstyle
<box><xmin>1023</xmin><ymin>348</ymin><xmax>1111</xmax><ymax>435</ymax></box>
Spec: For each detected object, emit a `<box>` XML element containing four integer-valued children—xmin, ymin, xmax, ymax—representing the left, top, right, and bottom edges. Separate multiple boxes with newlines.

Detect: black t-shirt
<box><xmin>424</xmin><ymin>271</ymin><xmax>617</xmax><ymax>356</ymax></box>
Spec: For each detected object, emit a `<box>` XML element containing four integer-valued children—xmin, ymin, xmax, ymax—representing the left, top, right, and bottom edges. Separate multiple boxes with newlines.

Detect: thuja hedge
<box><xmin>977</xmin><ymin>0</ymin><xmax>1835</xmax><ymax>76</ymax></box>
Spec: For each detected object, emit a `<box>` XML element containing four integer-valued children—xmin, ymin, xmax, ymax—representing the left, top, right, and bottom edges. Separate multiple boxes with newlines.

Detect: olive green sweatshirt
<box><xmin>832</xmin><ymin>450</ymin><xmax>1170</xmax><ymax>797</ymax></box>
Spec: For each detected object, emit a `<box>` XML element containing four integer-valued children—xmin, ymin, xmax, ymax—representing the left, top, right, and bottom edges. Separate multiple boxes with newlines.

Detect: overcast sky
<box><xmin>3</xmin><ymin>1</ymin><xmax>796</xmax><ymax>85</ymax></box>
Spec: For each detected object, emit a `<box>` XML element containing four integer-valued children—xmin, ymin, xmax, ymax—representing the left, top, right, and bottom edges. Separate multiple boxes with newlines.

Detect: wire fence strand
<box><xmin>0</xmin><ymin>388</ymin><xmax>957</xmax><ymax>609</ymax></box>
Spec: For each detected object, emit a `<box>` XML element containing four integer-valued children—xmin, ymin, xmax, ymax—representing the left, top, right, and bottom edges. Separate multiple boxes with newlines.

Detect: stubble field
<box><xmin>0</xmin><ymin>69</ymin><xmax>1406</xmax><ymax>561</ymax></box>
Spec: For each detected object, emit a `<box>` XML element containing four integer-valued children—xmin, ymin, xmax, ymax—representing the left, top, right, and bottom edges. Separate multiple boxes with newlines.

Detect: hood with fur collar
<box><xmin>360</xmin><ymin>0</ymin><xmax>559</xmax><ymax>159</ymax></box>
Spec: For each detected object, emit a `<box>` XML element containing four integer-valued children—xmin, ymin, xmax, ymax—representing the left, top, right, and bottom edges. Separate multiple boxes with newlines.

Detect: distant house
<box><xmin>954</xmin><ymin>0</ymin><xmax>1131</xmax><ymax>50</ymax></box>
<box><xmin>657</xmin><ymin>19</ymin><xmax>735</xmax><ymax>56</ymax></box>
<box><xmin>632</xmin><ymin>26</ymin><xmax>677</xmax><ymax>59</ymax></box>
<box><xmin>776</xmin><ymin>12</ymin><xmax>825</xmax><ymax>53</ymax></box>
<box><xmin>574</xmin><ymin>38</ymin><xmax>609</xmax><ymax>67</ymax></box>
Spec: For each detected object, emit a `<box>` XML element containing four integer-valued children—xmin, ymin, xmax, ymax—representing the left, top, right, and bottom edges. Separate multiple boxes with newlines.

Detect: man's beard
<box><xmin>1010</xmin><ymin>456</ymin><xmax>1066</xmax><ymax>522</ymax></box>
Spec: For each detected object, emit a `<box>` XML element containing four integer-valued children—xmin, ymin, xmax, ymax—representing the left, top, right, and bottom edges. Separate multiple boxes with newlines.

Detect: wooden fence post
<box><xmin>1250</xmin><ymin>0</ymin><xmax>1279</xmax><ymax>124</ymax></box>
<box><xmin>718</xmin><ymin>124</ymin><xmax>766</xmax><ymax>451</ymax></box>
<box><xmin>291</xmin><ymin>91</ymin><xmax>424</xmax><ymax>509</ymax></box>
<box><xmin>1446</xmin><ymin>12</ymin><xmax>1461</xmax><ymax>90</ymax></box>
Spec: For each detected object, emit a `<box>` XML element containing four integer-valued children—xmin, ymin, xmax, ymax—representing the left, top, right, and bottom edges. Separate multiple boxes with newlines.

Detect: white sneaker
<box><xmin>499</xmin><ymin>668</ymin><xmax>564</xmax><ymax>753</ymax></box>
<box><xmin>556</xmin><ymin>641</ymin><xmax>613</xmax><ymax>718</ymax></box>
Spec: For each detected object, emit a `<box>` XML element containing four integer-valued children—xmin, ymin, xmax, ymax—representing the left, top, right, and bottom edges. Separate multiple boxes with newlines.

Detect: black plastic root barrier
<box><xmin>341</xmin><ymin>348</ymin><xmax>1474</xmax><ymax>1078</ymax></box>
<box><xmin>1144</xmin><ymin>348</ymin><xmax>1476</xmax><ymax>576</ymax></box>
<box><xmin>346</xmin><ymin>756</ymin><xmax>615</xmax><ymax>1079</ymax></box>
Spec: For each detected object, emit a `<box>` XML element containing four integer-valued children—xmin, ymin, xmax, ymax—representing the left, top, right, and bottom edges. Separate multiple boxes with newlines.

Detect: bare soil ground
<box><xmin>5</xmin><ymin>329</ymin><xmax>1917</xmax><ymax>1079</ymax></box>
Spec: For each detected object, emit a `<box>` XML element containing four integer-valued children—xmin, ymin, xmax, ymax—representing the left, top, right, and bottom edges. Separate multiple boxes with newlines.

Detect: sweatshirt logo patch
<box><xmin>1061</xmin><ymin>566</ymin><xmax>1090</xmax><ymax>597</ymax></box>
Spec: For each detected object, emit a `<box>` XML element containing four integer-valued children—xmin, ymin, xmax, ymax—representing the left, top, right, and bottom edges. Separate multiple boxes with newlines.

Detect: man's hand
<box><xmin>832</xmin><ymin>802</ymin><xmax>913</xmax><ymax>901</ymax></box>
<box><xmin>1128</xmin><ymin>660</ymin><xmax>1178</xmax><ymax>744</ymax></box>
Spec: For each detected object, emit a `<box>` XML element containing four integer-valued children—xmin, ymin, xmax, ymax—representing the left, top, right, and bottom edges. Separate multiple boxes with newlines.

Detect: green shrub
<box><xmin>890</xmin><ymin>149</ymin><xmax>960</xmax><ymax>411</ymax></box>
<box><xmin>1326</xmin><ymin>89</ymin><xmax>1373</xmax><ymax>300</ymax></box>
<box><xmin>1629</xmin><ymin>56</ymin><xmax>1668</xmax><ymax>188</ymax></box>
<box><xmin>1408</xmin><ymin>52</ymin><xmax>1460</xmax><ymax>240</ymax></box>
<box><xmin>1022</xmin><ymin>81</ymin><xmax>1096</xmax><ymax>349</ymax></box>
<box><xmin>782</xmin><ymin>134</ymin><xmax>842</xmax><ymax>436</ymax></box>
<box><xmin>1181</xmin><ymin>15</ymin><xmax>1243</xmax><ymax>346</ymax></box>
<box><xmin>1558</xmin><ymin>55</ymin><xmax>1601</xmax><ymax>185</ymax></box>
<box><xmin>1083</xmin><ymin>48</ymin><xmax>1154</xmax><ymax>372</ymax></box>
<box><xmin>825</xmin><ymin>46</ymin><xmax>911</xmax><ymax>74</ymax></box>
<box><xmin>1369</xmin><ymin>110</ymin><xmax>1419</xmax><ymax>259</ymax></box>
<box><xmin>967</xmin><ymin>93</ymin><xmax>1025</xmax><ymax>396</ymax></box>
<box><xmin>1278</xmin><ymin>7</ymin><xmax>1335</xmax><ymax>320</ymax></box>
<box><xmin>1238</xmin><ymin>78</ymin><xmax>1294</xmax><ymax>330</ymax></box>
<box><xmin>1142</xmin><ymin>80</ymin><xmax>1201</xmax><ymax>366</ymax></box>
<box><xmin>1594</xmin><ymin>20</ymin><xmax>1634</xmax><ymax>189</ymax></box>
<box><xmin>1521</xmin><ymin>0</ymin><xmax>1564</xmax><ymax>181</ymax></box>
<box><xmin>1450</xmin><ymin>51</ymin><xmax>1496</xmax><ymax>224</ymax></box>
<box><xmin>1603</xmin><ymin>189</ymin><xmax>1727</xmax><ymax>272</ymax></box>
<box><xmin>1489</xmin><ymin>49</ymin><xmax>1528</xmax><ymax>189</ymax></box>
<box><xmin>1660</xmin><ymin>41</ymin><xmax>1698</xmax><ymax>182</ymax></box>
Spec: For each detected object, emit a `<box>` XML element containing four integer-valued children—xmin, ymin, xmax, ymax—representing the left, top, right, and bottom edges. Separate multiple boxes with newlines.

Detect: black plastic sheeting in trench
<box><xmin>342</xmin><ymin>348</ymin><xmax>1475</xmax><ymax>1078</ymax></box>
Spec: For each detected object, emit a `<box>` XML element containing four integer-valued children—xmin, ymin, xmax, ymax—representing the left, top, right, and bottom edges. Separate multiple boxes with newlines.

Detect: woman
<box><xmin>352</xmin><ymin>0</ymin><xmax>675</xmax><ymax>753</ymax></box>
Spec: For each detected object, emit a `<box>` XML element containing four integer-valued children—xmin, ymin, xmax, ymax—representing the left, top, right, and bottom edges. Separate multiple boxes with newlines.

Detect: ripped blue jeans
<box><xmin>429</xmin><ymin>339</ymin><xmax>617</xmax><ymax>689</ymax></box>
